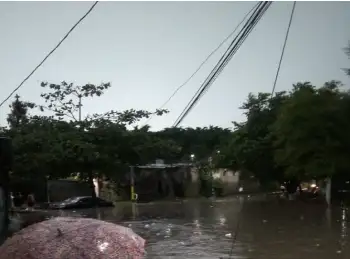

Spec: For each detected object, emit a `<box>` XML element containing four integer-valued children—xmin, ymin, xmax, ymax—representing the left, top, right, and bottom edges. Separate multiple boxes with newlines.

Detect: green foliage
<box><xmin>7</xmin><ymin>72</ymin><xmax>350</xmax><ymax>194</ymax></box>
<box><xmin>155</xmin><ymin>126</ymin><xmax>231</xmax><ymax>162</ymax></box>
<box><xmin>5</xmin><ymin>82</ymin><xmax>230</xmax><ymax>189</ymax></box>
<box><xmin>9</xmin><ymin>116</ymin><xmax>74</xmax><ymax>180</ymax></box>
<box><xmin>219</xmin><ymin>79</ymin><xmax>350</xmax><ymax>185</ymax></box>
<box><xmin>272</xmin><ymin>81</ymin><xmax>350</xmax><ymax>180</ymax></box>
<box><xmin>218</xmin><ymin>90</ymin><xmax>288</xmax><ymax>185</ymax></box>
<box><xmin>39</xmin><ymin>81</ymin><xmax>111</xmax><ymax>121</ymax></box>
<box><xmin>7</xmin><ymin>95</ymin><xmax>35</xmax><ymax>129</ymax></box>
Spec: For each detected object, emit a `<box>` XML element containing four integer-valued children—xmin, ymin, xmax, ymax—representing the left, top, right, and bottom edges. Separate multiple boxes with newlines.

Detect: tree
<box><xmin>38</xmin><ymin>81</ymin><xmax>169</xmax><ymax>200</ymax></box>
<box><xmin>218</xmin><ymin>91</ymin><xmax>288</xmax><ymax>189</ymax></box>
<box><xmin>218</xmin><ymin>80</ymin><xmax>350</xmax><ymax>194</ymax></box>
<box><xmin>39</xmin><ymin>81</ymin><xmax>112</xmax><ymax>122</ymax></box>
<box><xmin>10</xmin><ymin>116</ymin><xmax>75</xmax><ymax>179</ymax></box>
<box><xmin>7</xmin><ymin>95</ymin><xmax>35</xmax><ymax>129</ymax></box>
<box><xmin>272</xmin><ymin>81</ymin><xmax>350</xmax><ymax>181</ymax></box>
<box><xmin>39</xmin><ymin>81</ymin><xmax>167</xmax><ymax>125</ymax></box>
<box><xmin>155</xmin><ymin>126</ymin><xmax>231</xmax><ymax>162</ymax></box>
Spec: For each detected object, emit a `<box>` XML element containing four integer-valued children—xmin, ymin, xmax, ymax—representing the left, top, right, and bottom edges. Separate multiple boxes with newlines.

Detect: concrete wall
<box><xmin>98</xmin><ymin>180</ymin><xmax>123</xmax><ymax>202</ymax></box>
<box><xmin>50</xmin><ymin>166</ymin><xmax>241</xmax><ymax>203</ymax></box>
<box><xmin>184</xmin><ymin>167</ymin><xmax>200</xmax><ymax>197</ymax></box>
<box><xmin>134</xmin><ymin>166</ymin><xmax>197</xmax><ymax>200</ymax></box>
<box><xmin>212</xmin><ymin>169</ymin><xmax>240</xmax><ymax>195</ymax></box>
<box><xmin>133</xmin><ymin>166</ymin><xmax>240</xmax><ymax>200</ymax></box>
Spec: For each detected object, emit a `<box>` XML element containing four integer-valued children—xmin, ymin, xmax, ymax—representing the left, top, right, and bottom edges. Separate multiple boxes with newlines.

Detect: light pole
<box><xmin>190</xmin><ymin>154</ymin><xmax>195</xmax><ymax>162</ymax></box>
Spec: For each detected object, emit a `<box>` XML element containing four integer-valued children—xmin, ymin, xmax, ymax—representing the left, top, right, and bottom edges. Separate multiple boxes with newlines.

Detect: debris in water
<box><xmin>144</xmin><ymin>224</ymin><xmax>150</xmax><ymax>229</ymax></box>
<box><xmin>262</xmin><ymin>220</ymin><xmax>268</xmax><ymax>223</ymax></box>
<box><xmin>225</xmin><ymin>233</ymin><xmax>232</xmax><ymax>238</ymax></box>
<box><xmin>336</xmin><ymin>250</ymin><xmax>342</xmax><ymax>254</ymax></box>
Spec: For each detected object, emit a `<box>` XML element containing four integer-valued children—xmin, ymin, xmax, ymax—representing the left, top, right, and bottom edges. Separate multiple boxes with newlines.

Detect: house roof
<box><xmin>135</xmin><ymin>163</ymin><xmax>193</xmax><ymax>169</ymax></box>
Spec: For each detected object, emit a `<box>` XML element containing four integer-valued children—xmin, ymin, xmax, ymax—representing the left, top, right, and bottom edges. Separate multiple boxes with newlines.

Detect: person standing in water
<box><xmin>9</xmin><ymin>192</ymin><xmax>15</xmax><ymax>210</ymax></box>
<box><xmin>26</xmin><ymin>193</ymin><xmax>35</xmax><ymax>211</ymax></box>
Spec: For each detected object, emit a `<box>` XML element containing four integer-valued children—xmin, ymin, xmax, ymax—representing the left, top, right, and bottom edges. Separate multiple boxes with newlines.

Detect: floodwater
<box><xmin>47</xmin><ymin>195</ymin><xmax>349</xmax><ymax>258</ymax></box>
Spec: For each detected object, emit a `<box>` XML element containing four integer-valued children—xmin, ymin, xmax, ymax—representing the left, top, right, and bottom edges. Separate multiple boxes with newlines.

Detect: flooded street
<box><xmin>52</xmin><ymin>195</ymin><xmax>349</xmax><ymax>258</ymax></box>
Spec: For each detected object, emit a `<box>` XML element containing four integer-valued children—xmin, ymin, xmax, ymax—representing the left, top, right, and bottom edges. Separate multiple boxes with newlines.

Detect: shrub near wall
<box><xmin>99</xmin><ymin>181</ymin><xmax>123</xmax><ymax>202</ymax></box>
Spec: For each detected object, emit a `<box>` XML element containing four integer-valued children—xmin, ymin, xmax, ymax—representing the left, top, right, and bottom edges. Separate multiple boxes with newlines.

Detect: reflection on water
<box><xmin>54</xmin><ymin>196</ymin><xmax>350</xmax><ymax>258</ymax></box>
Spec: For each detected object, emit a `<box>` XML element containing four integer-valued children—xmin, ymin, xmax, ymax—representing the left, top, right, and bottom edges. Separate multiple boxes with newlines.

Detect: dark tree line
<box><xmin>2</xmin><ymin>42</ymin><xmax>350</xmax><ymax>197</ymax></box>
<box><xmin>1</xmin><ymin>82</ymin><xmax>231</xmax><ymax>199</ymax></box>
<box><xmin>216</xmin><ymin>42</ymin><xmax>350</xmax><ymax>192</ymax></box>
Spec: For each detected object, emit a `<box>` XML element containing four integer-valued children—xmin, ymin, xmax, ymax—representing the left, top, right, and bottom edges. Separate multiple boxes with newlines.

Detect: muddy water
<box><xmin>52</xmin><ymin>195</ymin><xmax>349</xmax><ymax>258</ymax></box>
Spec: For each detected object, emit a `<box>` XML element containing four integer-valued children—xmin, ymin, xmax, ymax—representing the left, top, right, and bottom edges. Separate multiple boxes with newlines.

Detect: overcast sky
<box><xmin>1</xmin><ymin>1</ymin><xmax>349</xmax><ymax>130</ymax></box>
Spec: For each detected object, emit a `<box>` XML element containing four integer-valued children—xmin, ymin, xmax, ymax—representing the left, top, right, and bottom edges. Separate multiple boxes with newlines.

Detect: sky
<box><xmin>0</xmin><ymin>1</ymin><xmax>349</xmax><ymax>131</ymax></box>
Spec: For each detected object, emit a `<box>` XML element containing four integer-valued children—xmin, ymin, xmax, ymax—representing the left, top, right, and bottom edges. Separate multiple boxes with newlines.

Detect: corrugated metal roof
<box><xmin>136</xmin><ymin>163</ymin><xmax>193</xmax><ymax>169</ymax></box>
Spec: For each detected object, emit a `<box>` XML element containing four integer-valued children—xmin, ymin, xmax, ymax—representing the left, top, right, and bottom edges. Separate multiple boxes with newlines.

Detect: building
<box><xmin>130</xmin><ymin>160</ymin><xmax>240</xmax><ymax>202</ymax></box>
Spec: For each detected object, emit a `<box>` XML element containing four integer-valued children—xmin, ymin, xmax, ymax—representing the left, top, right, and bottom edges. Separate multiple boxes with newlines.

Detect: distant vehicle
<box><xmin>49</xmin><ymin>196</ymin><xmax>114</xmax><ymax>210</ymax></box>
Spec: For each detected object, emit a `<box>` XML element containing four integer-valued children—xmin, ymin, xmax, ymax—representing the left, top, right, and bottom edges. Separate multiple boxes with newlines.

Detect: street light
<box><xmin>190</xmin><ymin>154</ymin><xmax>195</xmax><ymax>161</ymax></box>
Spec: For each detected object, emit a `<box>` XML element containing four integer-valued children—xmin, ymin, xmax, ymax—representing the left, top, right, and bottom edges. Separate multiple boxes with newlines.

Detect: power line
<box><xmin>270</xmin><ymin>1</ymin><xmax>296</xmax><ymax>97</ymax></box>
<box><xmin>228</xmin><ymin>199</ymin><xmax>245</xmax><ymax>259</ymax></box>
<box><xmin>0</xmin><ymin>1</ymin><xmax>99</xmax><ymax>108</ymax></box>
<box><xmin>173</xmin><ymin>2</ymin><xmax>271</xmax><ymax>127</ymax></box>
<box><xmin>143</xmin><ymin>2</ymin><xmax>260</xmax><ymax>126</ymax></box>
<box><xmin>173</xmin><ymin>2</ymin><xmax>272</xmax><ymax>128</ymax></box>
<box><xmin>228</xmin><ymin>3</ymin><xmax>297</xmax><ymax>259</ymax></box>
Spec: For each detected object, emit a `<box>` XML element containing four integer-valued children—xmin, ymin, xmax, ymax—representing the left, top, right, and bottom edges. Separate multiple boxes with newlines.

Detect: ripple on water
<box><xmin>121</xmin><ymin>219</ymin><xmax>246</xmax><ymax>258</ymax></box>
<box><xmin>52</xmin><ymin>197</ymin><xmax>350</xmax><ymax>258</ymax></box>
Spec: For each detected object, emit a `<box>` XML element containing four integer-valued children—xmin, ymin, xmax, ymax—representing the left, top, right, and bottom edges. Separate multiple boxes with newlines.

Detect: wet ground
<box><xmin>19</xmin><ymin>195</ymin><xmax>350</xmax><ymax>258</ymax></box>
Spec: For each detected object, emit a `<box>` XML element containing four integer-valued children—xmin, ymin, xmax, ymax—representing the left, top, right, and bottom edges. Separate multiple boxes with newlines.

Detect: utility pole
<box><xmin>0</xmin><ymin>137</ymin><xmax>12</xmax><ymax>245</ymax></box>
<box><xmin>78</xmin><ymin>95</ymin><xmax>82</xmax><ymax>123</ymax></box>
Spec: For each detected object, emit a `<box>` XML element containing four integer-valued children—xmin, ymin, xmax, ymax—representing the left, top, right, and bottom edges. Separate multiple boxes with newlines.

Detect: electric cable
<box><xmin>173</xmin><ymin>2</ymin><xmax>272</xmax><ymax>128</ymax></box>
<box><xmin>143</xmin><ymin>2</ymin><xmax>261</xmax><ymax>126</ymax></box>
<box><xmin>173</xmin><ymin>2</ymin><xmax>270</xmax><ymax>127</ymax></box>
<box><xmin>270</xmin><ymin>1</ymin><xmax>296</xmax><ymax>97</ymax></box>
<box><xmin>0</xmin><ymin>1</ymin><xmax>99</xmax><ymax>108</ymax></box>
<box><xmin>228</xmin><ymin>3</ymin><xmax>296</xmax><ymax>258</ymax></box>
<box><xmin>172</xmin><ymin>2</ymin><xmax>264</xmax><ymax>127</ymax></box>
